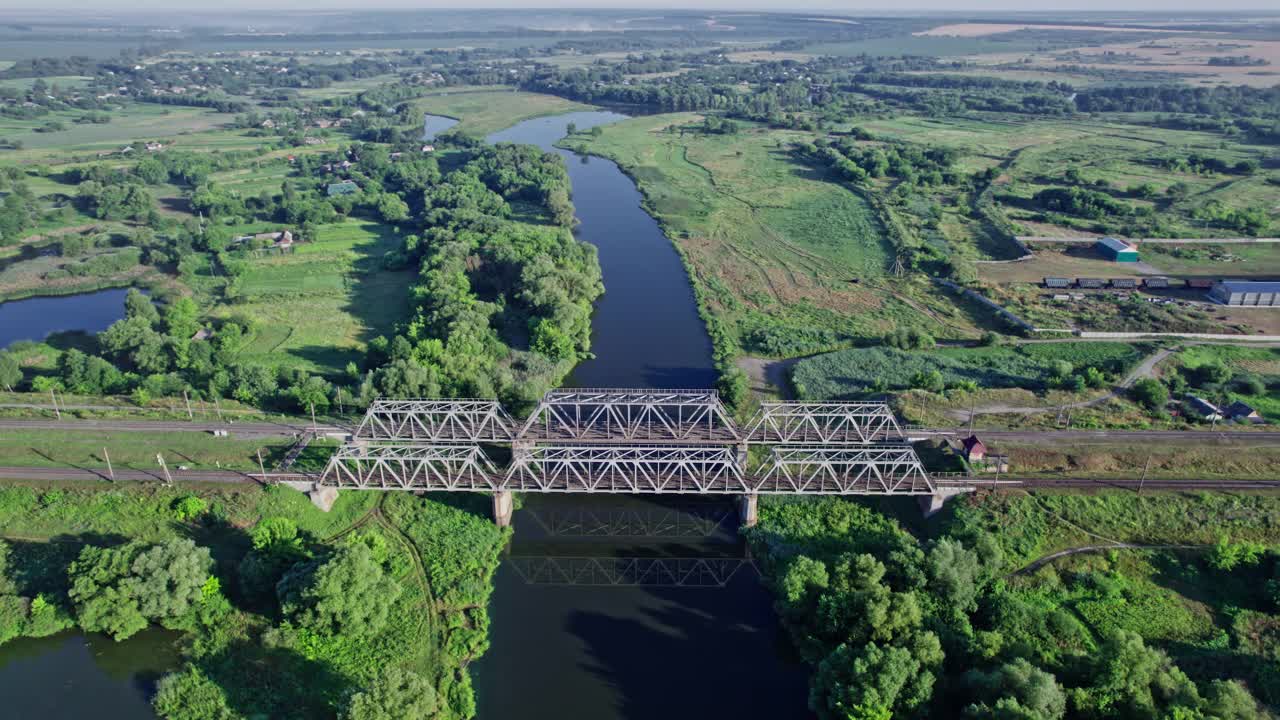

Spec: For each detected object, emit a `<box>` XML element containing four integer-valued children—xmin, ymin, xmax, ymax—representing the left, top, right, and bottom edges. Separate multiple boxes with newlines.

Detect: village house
<box><xmin>327</xmin><ymin>181</ymin><xmax>359</xmax><ymax>197</ymax></box>
<box><xmin>961</xmin><ymin>435</ymin><xmax>986</xmax><ymax>463</ymax></box>
<box><xmin>1224</xmin><ymin>401</ymin><xmax>1263</xmax><ymax>424</ymax></box>
<box><xmin>254</xmin><ymin>230</ymin><xmax>294</xmax><ymax>247</ymax></box>
<box><xmin>1187</xmin><ymin>396</ymin><xmax>1224</xmax><ymax>422</ymax></box>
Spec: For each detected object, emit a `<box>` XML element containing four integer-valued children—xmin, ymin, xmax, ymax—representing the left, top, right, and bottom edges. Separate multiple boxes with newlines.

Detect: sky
<box><xmin>6</xmin><ymin>1</ymin><xmax>1280</xmax><ymax>12</ymax></box>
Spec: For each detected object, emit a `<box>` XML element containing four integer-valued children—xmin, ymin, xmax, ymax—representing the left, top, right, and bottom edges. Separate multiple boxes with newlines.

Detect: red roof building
<box><xmin>961</xmin><ymin>435</ymin><xmax>987</xmax><ymax>462</ymax></box>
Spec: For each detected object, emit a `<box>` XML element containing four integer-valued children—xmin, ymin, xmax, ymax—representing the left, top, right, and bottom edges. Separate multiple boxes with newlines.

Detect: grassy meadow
<box><xmin>790</xmin><ymin>341</ymin><xmax>1147</xmax><ymax>400</ymax></box>
<box><xmin>570</xmin><ymin>113</ymin><xmax>987</xmax><ymax>356</ymax></box>
<box><xmin>410</xmin><ymin>87</ymin><xmax>591</xmax><ymax>137</ymax></box>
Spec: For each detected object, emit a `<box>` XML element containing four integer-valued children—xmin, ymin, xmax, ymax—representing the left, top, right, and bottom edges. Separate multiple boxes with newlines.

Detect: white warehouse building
<box><xmin>1209</xmin><ymin>280</ymin><xmax>1280</xmax><ymax>307</ymax></box>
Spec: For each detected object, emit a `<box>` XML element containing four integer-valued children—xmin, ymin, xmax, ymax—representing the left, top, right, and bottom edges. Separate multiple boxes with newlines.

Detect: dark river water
<box><xmin>472</xmin><ymin>112</ymin><xmax>811</xmax><ymax>720</ymax></box>
<box><xmin>0</xmin><ymin>287</ymin><xmax>132</xmax><ymax>348</ymax></box>
<box><xmin>0</xmin><ymin>629</ymin><xmax>179</xmax><ymax>717</ymax></box>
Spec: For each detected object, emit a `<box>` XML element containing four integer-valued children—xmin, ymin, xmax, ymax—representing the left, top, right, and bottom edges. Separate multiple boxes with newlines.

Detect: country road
<box><xmin>0</xmin><ymin>417</ymin><xmax>349</xmax><ymax>437</ymax></box>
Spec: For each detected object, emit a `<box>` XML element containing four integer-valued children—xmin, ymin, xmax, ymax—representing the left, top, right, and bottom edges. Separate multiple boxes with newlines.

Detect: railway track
<box><xmin>1</xmin><ymin>464</ymin><xmax>1278</xmax><ymax>494</ymax></box>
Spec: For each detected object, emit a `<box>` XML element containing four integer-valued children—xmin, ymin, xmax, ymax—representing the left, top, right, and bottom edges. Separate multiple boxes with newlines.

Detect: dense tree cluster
<box><xmin>797</xmin><ymin>136</ymin><xmax>960</xmax><ymax>187</ymax></box>
<box><xmin>0</xmin><ymin>168</ymin><xmax>38</xmax><ymax>245</ymax></box>
<box><xmin>1033</xmin><ymin>186</ymin><xmax>1134</xmax><ymax>220</ymax></box>
<box><xmin>752</xmin><ymin>500</ymin><xmax>1271</xmax><ymax>720</ymax></box>
<box><xmin>1075</xmin><ymin>84</ymin><xmax>1280</xmax><ymax>119</ymax></box>
<box><xmin>324</xmin><ymin>140</ymin><xmax>603</xmax><ymax>406</ymax></box>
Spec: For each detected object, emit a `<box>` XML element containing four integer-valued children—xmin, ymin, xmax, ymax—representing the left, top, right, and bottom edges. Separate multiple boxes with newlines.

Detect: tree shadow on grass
<box><xmin>192</xmin><ymin>639</ymin><xmax>354</xmax><ymax>720</ymax></box>
<box><xmin>5</xmin><ymin>534</ymin><xmax>125</xmax><ymax>596</ymax></box>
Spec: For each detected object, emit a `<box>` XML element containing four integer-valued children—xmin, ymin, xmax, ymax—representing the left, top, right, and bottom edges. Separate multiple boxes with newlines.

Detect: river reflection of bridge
<box><xmin>508</xmin><ymin>556</ymin><xmax>755</xmax><ymax>588</ymax></box>
<box><xmin>527</xmin><ymin>504</ymin><xmax>731</xmax><ymax>538</ymax></box>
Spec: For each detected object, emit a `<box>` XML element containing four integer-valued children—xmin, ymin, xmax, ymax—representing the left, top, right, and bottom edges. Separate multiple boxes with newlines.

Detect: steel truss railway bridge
<box><xmin>319</xmin><ymin>389</ymin><xmax>973</xmax><ymax>525</ymax></box>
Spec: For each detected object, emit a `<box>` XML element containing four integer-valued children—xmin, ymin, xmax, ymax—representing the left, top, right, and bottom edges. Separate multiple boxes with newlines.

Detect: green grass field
<box><xmin>410</xmin><ymin>86</ymin><xmax>591</xmax><ymax>137</ymax></box>
<box><xmin>215</xmin><ymin>219</ymin><xmax>413</xmax><ymax>377</ymax></box>
<box><xmin>790</xmin><ymin>341</ymin><xmax>1146</xmax><ymax>400</ymax></box>
<box><xmin>0</xmin><ymin>104</ymin><xmax>237</xmax><ymax>155</ymax></box>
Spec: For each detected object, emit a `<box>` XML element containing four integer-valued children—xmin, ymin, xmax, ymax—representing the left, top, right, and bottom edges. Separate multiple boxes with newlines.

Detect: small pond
<box><xmin>422</xmin><ymin>114</ymin><xmax>460</xmax><ymax>140</ymax></box>
<box><xmin>0</xmin><ymin>287</ymin><xmax>133</xmax><ymax>348</ymax></box>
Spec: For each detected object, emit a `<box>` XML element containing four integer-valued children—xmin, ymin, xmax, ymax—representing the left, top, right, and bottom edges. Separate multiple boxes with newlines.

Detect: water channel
<box><xmin>0</xmin><ymin>287</ymin><xmax>134</xmax><ymax>348</ymax></box>
<box><xmin>472</xmin><ymin>112</ymin><xmax>811</xmax><ymax>719</ymax></box>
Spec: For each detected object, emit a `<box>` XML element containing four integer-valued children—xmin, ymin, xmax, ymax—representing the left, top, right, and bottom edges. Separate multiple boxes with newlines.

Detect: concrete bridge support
<box><xmin>737</xmin><ymin>493</ymin><xmax>758</xmax><ymax>528</ymax></box>
<box><xmin>493</xmin><ymin>490</ymin><xmax>515</xmax><ymax>527</ymax></box>
<box><xmin>309</xmin><ymin>486</ymin><xmax>339</xmax><ymax>513</ymax></box>
<box><xmin>917</xmin><ymin>487</ymin><xmax>974</xmax><ymax>519</ymax></box>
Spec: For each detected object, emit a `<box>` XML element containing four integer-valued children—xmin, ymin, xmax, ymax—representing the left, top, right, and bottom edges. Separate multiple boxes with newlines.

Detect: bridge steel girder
<box><xmin>504</xmin><ymin>445</ymin><xmax>749</xmax><ymax>493</ymax></box>
<box><xmin>321</xmin><ymin>443</ymin><xmax>499</xmax><ymax>490</ymax></box>
<box><xmin>508</xmin><ymin>556</ymin><xmax>753</xmax><ymax>588</ymax></box>
<box><xmin>744</xmin><ymin>402</ymin><xmax>904</xmax><ymax>445</ymax></box>
<box><xmin>516</xmin><ymin>389</ymin><xmax>740</xmax><ymax>444</ymax></box>
<box><xmin>758</xmin><ymin>446</ymin><xmax>934</xmax><ymax>495</ymax></box>
<box><xmin>354</xmin><ymin>399</ymin><xmax>515</xmax><ymax>443</ymax></box>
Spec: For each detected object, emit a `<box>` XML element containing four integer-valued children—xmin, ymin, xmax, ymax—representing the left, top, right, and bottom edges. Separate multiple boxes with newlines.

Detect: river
<box><xmin>471</xmin><ymin>112</ymin><xmax>811</xmax><ymax>719</ymax></box>
<box><xmin>0</xmin><ymin>287</ymin><xmax>134</xmax><ymax>348</ymax></box>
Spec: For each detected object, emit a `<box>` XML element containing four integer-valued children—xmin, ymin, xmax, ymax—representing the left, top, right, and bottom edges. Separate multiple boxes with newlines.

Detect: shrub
<box><xmin>152</xmin><ymin>665</ymin><xmax>236</xmax><ymax>720</ymax></box>
<box><xmin>1131</xmin><ymin>378</ymin><xmax>1169</xmax><ymax>412</ymax></box>
<box><xmin>172</xmin><ymin>496</ymin><xmax>208</xmax><ymax>522</ymax></box>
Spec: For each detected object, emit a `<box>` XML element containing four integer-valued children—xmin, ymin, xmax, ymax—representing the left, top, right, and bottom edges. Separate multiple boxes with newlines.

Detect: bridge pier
<box><xmin>493</xmin><ymin>490</ymin><xmax>514</xmax><ymax>527</ymax></box>
<box><xmin>917</xmin><ymin>487</ymin><xmax>974</xmax><ymax>519</ymax></box>
<box><xmin>737</xmin><ymin>493</ymin><xmax>758</xmax><ymax>528</ymax></box>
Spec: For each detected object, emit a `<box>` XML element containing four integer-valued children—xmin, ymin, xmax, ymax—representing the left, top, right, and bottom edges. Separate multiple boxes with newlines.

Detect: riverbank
<box><xmin>0</xmin><ymin>481</ymin><xmax>507</xmax><ymax>719</ymax></box>
<box><xmin>558</xmin><ymin>113</ymin><xmax>986</xmax><ymax>404</ymax></box>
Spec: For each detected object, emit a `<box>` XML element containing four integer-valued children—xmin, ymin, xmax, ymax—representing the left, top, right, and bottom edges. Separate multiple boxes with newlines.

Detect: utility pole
<box><xmin>103</xmin><ymin>447</ymin><xmax>114</xmax><ymax>482</ymax></box>
<box><xmin>156</xmin><ymin>453</ymin><xmax>173</xmax><ymax>486</ymax></box>
<box><xmin>256</xmin><ymin>448</ymin><xmax>266</xmax><ymax>479</ymax></box>
<box><xmin>213</xmin><ymin>395</ymin><xmax>224</xmax><ymax>421</ymax></box>
<box><xmin>183</xmin><ymin>390</ymin><xmax>193</xmax><ymax>421</ymax></box>
<box><xmin>50</xmin><ymin>388</ymin><xmax>60</xmax><ymax>420</ymax></box>
<box><xmin>309</xmin><ymin>402</ymin><xmax>317</xmax><ymax>433</ymax></box>
<box><xmin>968</xmin><ymin>401</ymin><xmax>975</xmax><ymax>436</ymax></box>
<box><xmin>1138</xmin><ymin>454</ymin><xmax>1151</xmax><ymax>496</ymax></box>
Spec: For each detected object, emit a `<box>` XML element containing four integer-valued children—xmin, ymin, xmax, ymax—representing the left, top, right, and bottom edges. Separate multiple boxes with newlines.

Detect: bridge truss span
<box><xmin>759</xmin><ymin>445</ymin><xmax>934</xmax><ymax>495</ymax></box>
<box><xmin>744</xmin><ymin>401</ymin><xmax>904</xmax><ymax>445</ymax></box>
<box><xmin>506</xmin><ymin>445</ymin><xmax>749</xmax><ymax>493</ymax></box>
<box><xmin>322</xmin><ymin>443</ymin><xmax>498</xmax><ymax>490</ymax></box>
<box><xmin>354</xmin><ymin>399</ymin><xmax>514</xmax><ymax>443</ymax></box>
<box><xmin>517</xmin><ymin>389</ymin><xmax>739</xmax><ymax>443</ymax></box>
<box><xmin>319</xmin><ymin>391</ymin><xmax>944</xmax><ymax>517</ymax></box>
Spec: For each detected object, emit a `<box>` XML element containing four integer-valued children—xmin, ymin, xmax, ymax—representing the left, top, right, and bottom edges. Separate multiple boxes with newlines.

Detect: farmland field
<box><xmin>213</xmin><ymin>219</ymin><xmax>413</xmax><ymax>377</ymax></box>
<box><xmin>0</xmin><ymin>104</ymin><xmax>237</xmax><ymax>155</ymax></box>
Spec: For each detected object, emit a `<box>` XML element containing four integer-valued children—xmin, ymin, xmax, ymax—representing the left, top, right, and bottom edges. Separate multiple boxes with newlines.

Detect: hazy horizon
<box><xmin>3</xmin><ymin>2</ymin><xmax>1280</xmax><ymax>15</ymax></box>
